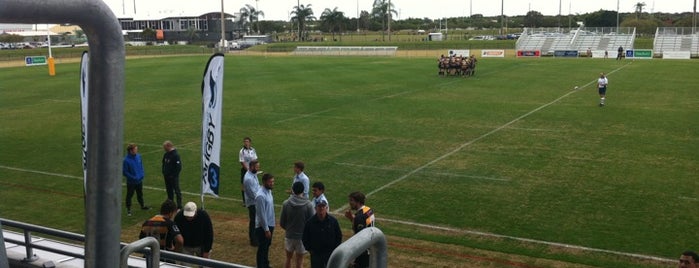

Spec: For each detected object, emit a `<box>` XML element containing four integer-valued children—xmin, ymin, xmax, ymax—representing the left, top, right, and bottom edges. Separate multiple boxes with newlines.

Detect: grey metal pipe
<box><xmin>326</xmin><ymin>227</ymin><xmax>387</xmax><ymax>268</ymax></box>
<box><xmin>119</xmin><ymin>237</ymin><xmax>160</xmax><ymax>268</ymax></box>
<box><xmin>0</xmin><ymin>222</ymin><xmax>9</xmax><ymax>268</ymax></box>
<box><xmin>0</xmin><ymin>1</ymin><xmax>125</xmax><ymax>267</ymax></box>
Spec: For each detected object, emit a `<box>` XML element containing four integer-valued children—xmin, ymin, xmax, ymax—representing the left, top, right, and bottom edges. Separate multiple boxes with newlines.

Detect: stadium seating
<box><xmin>653</xmin><ymin>27</ymin><xmax>699</xmax><ymax>57</ymax></box>
<box><xmin>292</xmin><ymin>46</ymin><xmax>398</xmax><ymax>56</ymax></box>
<box><xmin>516</xmin><ymin>27</ymin><xmax>635</xmax><ymax>56</ymax></box>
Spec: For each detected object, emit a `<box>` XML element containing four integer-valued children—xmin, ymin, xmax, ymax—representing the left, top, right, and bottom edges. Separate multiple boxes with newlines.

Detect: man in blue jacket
<box><xmin>123</xmin><ymin>143</ymin><xmax>150</xmax><ymax>216</ymax></box>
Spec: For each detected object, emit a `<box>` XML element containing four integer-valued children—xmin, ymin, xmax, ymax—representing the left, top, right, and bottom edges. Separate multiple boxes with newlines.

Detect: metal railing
<box><xmin>1</xmin><ymin>218</ymin><xmax>250</xmax><ymax>268</ymax></box>
<box><xmin>327</xmin><ymin>227</ymin><xmax>387</xmax><ymax>268</ymax></box>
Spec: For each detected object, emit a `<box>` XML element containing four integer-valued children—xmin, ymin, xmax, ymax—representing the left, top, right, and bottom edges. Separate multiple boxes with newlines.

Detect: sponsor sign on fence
<box><xmin>662</xmin><ymin>51</ymin><xmax>690</xmax><ymax>59</ymax></box>
<box><xmin>448</xmin><ymin>49</ymin><xmax>471</xmax><ymax>57</ymax></box>
<box><xmin>553</xmin><ymin>50</ymin><xmax>579</xmax><ymax>57</ymax></box>
<box><xmin>25</xmin><ymin>56</ymin><xmax>47</xmax><ymax>66</ymax></box>
<box><xmin>481</xmin><ymin>50</ymin><xmax>505</xmax><ymax>57</ymax></box>
<box><xmin>516</xmin><ymin>50</ymin><xmax>541</xmax><ymax>57</ymax></box>
<box><xmin>626</xmin><ymin>49</ymin><xmax>653</xmax><ymax>59</ymax></box>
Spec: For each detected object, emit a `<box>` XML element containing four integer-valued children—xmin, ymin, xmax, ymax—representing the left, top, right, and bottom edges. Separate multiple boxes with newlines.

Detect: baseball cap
<box><xmin>183</xmin><ymin>202</ymin><xmax>197</xmax><ymax>217</ymax></box>
<box><xmin>315</xmin><ymin>199</ymin><xmax>327</xmax><ymax>208</ymax></box>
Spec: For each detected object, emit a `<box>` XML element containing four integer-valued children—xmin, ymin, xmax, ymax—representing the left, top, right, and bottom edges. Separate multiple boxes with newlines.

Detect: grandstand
<box><xmin>516</xmin><ymin>27</ymin><xmax>635</xmax><ymax>56</ymax></box>
<box><xmin>292</xmin><ymin>46</ymin><xmax>398</xmax><ymax>56</ymax></box>
<box><xmin>653</xmin><ymin>27</ymin><xmax>699</xmax><ymax>57</ymax></box>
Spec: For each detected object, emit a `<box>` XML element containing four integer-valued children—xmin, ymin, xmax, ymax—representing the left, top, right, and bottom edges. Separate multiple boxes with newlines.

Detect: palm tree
<box><xmin>320</xmin><ymin>7</ymin><xmax>346</xmax><ymax>41</ymax></box>
<box><xmin>371</xmin><ymin>0</ymin><xmax>397</xmax><ymax>41</ymax></box>
<box><xmin>240</xmin><ymin>4</ymin><xmax>265</xmax><ymax>34</ymax></box>
<box><xmin>185</xmin><ymin>27</ymin><xmax>200</xmax><ymax>44</ymax></box>
<box><xmin>634</xmin><ymin>2</ymin><xmax>646</xmax><ymax>19</ymax></box>
<box><xmin>291</xmin><ymin>4</ymin><xmax>316</xmax><ymax>41</ymax></box>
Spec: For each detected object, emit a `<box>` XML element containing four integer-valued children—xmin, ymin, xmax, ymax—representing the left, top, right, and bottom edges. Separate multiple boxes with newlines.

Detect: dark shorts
<box><xmin>598</xmin><ymin>86</ymin><xmax>607</xmax><ymax>95</ymax></box>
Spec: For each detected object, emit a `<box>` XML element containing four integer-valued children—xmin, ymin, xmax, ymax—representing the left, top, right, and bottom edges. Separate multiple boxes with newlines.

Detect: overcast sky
<box><xmin>103</xmin><ymin>0</ymin><xmax>694</xmax><ymax>21</ymax></box>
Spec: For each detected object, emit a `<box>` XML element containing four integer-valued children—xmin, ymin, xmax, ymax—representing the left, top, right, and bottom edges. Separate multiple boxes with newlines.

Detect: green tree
<box><xmin>320</xmin><ymin>7</ymin><xmax>346</xmax><ymax>41</ymax></box>
<box><xmin>371</xmin><ymin>0</ymin><xmax>397</xmax><ymax>41</ymax></box>
<box><xmin>240</xmin><ymin>4</ymin><xmax>265</xmax><ymax>34</ymax></box>
<box><xmin>141</xmin><ymin>28</ymin><xmax>155</xmax><ymax>41</ymax></box>
<box><xmin>621</xmin><ymin>17</ymin><xmax>661</xmax><ymax>35</ymax></box>
<box><xmin>291</xmin><ymin>4</ymin><xmax>316</xmax><ymax>41</ymax></box>
<box><xmin>524</xmin><ymin>10</ymin><xmax>544</xmax><ymax>27</ymax></box>
<box><xmin>185</xmin><ymin>27</ymin><xmax>200</xmax><ymax>43</ymax></box>
<box><xmin>583</xmin><ymin>10</ymin><xmax>618</xmax><ymax>27</ymax></box>
<box><xmin>634</xmin><ymin>2</ymin><xmax>646</xmax><ymax>19</ymax></box>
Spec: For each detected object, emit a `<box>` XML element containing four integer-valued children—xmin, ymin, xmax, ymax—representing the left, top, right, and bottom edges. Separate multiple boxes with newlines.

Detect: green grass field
<box><xmin>0</xmin><ymin>54</ymin><xmax>697</xmax><ymax>267</ymax></box>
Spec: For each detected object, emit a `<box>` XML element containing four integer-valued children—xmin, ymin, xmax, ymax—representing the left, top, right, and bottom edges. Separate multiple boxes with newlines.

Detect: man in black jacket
<box><xmin>302</xmin><ymin>200</ymin><xmax>342</xmax><ymax>268</ymax></box>
<box><xmin>174</xmin><ymin>202</ymin><xmax>214</xmax><ymax>259</ymax></box>
<box><xmin>162</xmin><ymin>140</ymin><xmax>182</xmax><ymax>209</ymax></box>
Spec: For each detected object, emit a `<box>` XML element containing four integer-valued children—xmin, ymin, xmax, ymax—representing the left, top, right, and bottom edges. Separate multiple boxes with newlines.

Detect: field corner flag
<box><xmin>201</xmin><ymin>53</ymin><xmax>224</xmax><ymax>200</ymax></box>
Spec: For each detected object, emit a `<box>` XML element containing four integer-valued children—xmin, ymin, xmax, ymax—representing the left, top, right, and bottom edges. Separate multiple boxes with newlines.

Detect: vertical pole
<box><xmin>220</xmin><ymin>0</ymin><xmax>225</xmax><ymax>51</ymax></box>
<box><xmin>500</xmin><ymin>0</ymin><xmax>504</xmax><ymax>35</ymax></box>
<box><xmin>387</xmin><ymin>0</ymin><xmax>391</xmax><ymax>41</ymax></box>
<box><xmin>357</xmin><ymin>0</ymin><xmax>360</xmax><ymax>32</ymax></box>
<box><xmin>297</xmin><ymin>0</ymin><xmax>300</xmax><ymax>40</ymax></box>
<box><xmin>47</xmin><ymin>24</ymin><xmax>55</xmax><ymax>76</ymax></box>
<box><xmin>616</xmin><ymin>0</ymin><xmax>620</xmax><ymax>33</ymax></box>
<box><xmin>0</xmin><ymin>222</ymin><xmax>9</xmax><ymax>268</ymax></box>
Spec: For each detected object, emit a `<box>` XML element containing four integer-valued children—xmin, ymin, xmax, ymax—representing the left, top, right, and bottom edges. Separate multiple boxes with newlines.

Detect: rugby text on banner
<box><xmin>200</xmin><ymin>53</ymin><xmax>224</xmax><ymax>200</ymax></box>
<box><xmin>79</xmin><ymin>51</ymin><xmax>89</xmax><ymax>193</ymax></box>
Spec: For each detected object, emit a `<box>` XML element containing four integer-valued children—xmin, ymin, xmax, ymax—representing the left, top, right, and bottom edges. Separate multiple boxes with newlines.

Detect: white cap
<box><xmin>183</xmin><ymin>202</ymin><xmax>197</xmax><ymax>217</ymax></box>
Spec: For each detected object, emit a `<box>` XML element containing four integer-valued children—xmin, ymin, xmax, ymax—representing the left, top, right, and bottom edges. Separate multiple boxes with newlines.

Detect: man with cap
<box><xmin>679</xmin><ymin>251</ymin><xmax>699</xmax><ymax>268</ymax></box>
<box><xmin>302</xmin><ymin>199</ymin><xmax>342</xmax><ymax>268</ymax></box>
<box><xmin>174</xmin><ymin>201</ymin><xmax>214</xmax><ymax>259</ymax></box>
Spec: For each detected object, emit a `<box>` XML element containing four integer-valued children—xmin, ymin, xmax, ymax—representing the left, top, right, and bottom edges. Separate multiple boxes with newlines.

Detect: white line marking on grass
<box><xmin>337</xmin><ymin>62</ymin><xmax>633</xmax><ymax>212</ymax></box>
<box><xmin>0</xmin><ymin>164</ymin><xmax>237</xmax><ymax>202</ymax></box>
<box><xmin>679</xmin><ymin>196</ymin><xmax>699</xmax><ymax>201</ymax></box>
<box><xmin>380</xmin><ymin>217</ymin><xmax>675</xmax><ymax>264</ymax></box>
<box><xmin>275</xmin><ymin>77</ymin><xmax>465</xmax><ymax>124</ymax></box>
<box><xmin>1</xmin><ymin>163</ymin><xmax>673</xmax><ymax>263</ymax></box>
<box><xmin>334</xmin><ymin>162</ymin><xmax>510</xmax><ymax>181</ymax></box>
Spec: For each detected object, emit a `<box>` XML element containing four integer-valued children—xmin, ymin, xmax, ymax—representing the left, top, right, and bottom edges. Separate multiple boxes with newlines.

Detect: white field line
<box><xmin>337</xmin><ymin>62</ymin><xmax>632</xmax><ymax>213</ymax></box>
<box><xmin>334</xmin><ymin>162</ymin><xmax>510</xmax><ymax>181</ymax></box>
<box><xmin>5</xmin><ymin>62</ymin><xmax>671</xmax><ymax>263</ymax></box>
<box><xmin>0</xmin><ymin>164</ymin><xmax>235</xmax><ymax>203</ymax></box>
<box><xmin>273</xmin><ymin>76</ymin><xmax>466</xmax><ymax>124</ymax></box>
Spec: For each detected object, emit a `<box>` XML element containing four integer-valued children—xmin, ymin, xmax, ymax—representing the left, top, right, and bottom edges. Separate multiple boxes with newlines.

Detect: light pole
<box><xmin>616</xmin><ymin>0</ymin><xmax>620</xmax><ymax>33</ymax></box>
<box><xmin>220</xmin><ymin>0</ymin><xmax>225</xmax><ymax>51</ymax></box>
<box><xmin>387</xmin><ymin>0</ymin><xmax>391</xmax><ymax>41</ymax></box>
<box><xmin>357</xmin><ymin>0</ymin><xmax>360</xmax><ymax>32</ymax></box>
<box><xmin>500</xmin><ymin>0</ymin><xmax>504</xmax><ymax>35</ymax></box>
<box><xmin>297</xmin><ymin>0</ymin><xmax>300</xmax><ymax>40</ymax></box>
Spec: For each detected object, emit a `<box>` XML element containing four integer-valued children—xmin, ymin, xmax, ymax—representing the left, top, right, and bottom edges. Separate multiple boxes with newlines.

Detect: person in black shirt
<box><xmin>174</xmin><ymin>201</ymin><xmax>214</xmax><ymax>259</ymax></box>
<box><xmin>162</xmin><ymin>140</ymin><xmax>182</xmax><ymax>209</ymax></box>
<box><xmin>303</xmin><ymin>200</ymin><xmax>342</xmax><ymax>268</ymax></box>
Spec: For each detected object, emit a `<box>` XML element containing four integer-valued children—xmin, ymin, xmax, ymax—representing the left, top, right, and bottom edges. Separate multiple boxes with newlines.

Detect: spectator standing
<box><xmin>243</xmin><ymin>159</ymin><xmax>261</xmax><ymax>247</ymax></box>
<box><xmin>311</xmin><ymin>181</ymin><xmax>329</xmax><ymax>212</ymax></box>
<box><xmin>616</xmin><ymin>46</ymin><xmax>624</xmax><ymax>60</ymax></box>
<box><xmin>255</xmin><ymin>173</ymin><xmax>276</xmax><ymax>268</ymax></box>
<box><xmin>174</xmin><ymin>201</ymin><xmax>214</xmax><ymax>259</ymax></box>
<box><xmin>139</xmin><ymin>199</ymin><xmax>183</xmax><ymax>254</ymax></box>
<box><xmin>123</xmin><ymin>143</ymin><xmax>150</xmax><ymax>216</ymax></box>
<box><xmin>280</xmin><ymin>181</ymin><xmax>314</xmax><ymax>268</ymax></box>
<box><xmin>286</xmin><ymin>161</ymin><xmax>309</xmax><ymax>199</ymax></box>
<box><xmin>239</xmin><ymin>137</ymin><xmax>257</xmax><ymax>205</ymax></box>
<box><xmin>344</xmin><ymin>191</ymin><xmax>375</xmax><ymax>268</ymax></box>
<box><xmin>162</xmin><ymin>140</ymin><xmax>182</xmax><ymax>209</ymax></box>
<box><xmin>679</xmin><ymin>251</ymin><xmax>699</xmax><ymax>268</ymax></box>
<box><xmin>303</xmin><ymin>200</ymin><xmax>342</xmax><ymax>268</ymax></box>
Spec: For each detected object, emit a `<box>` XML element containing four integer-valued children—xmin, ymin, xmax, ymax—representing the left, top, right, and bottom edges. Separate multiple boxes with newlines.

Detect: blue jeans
<box><xmin>255</xmin><ymin>226</ymin><xmax>274</xmax><ymax>268</ymax></box>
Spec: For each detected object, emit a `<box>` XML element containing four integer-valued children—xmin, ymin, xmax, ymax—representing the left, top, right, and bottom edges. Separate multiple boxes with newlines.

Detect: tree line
<box><xmin>234</xmin><ymin>0</ymin><xmax>696</xmax><ymax>37</ymax></box>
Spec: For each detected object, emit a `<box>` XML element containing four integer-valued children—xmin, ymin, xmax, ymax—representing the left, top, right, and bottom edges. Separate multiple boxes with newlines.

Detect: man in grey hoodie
<box><xmin>280</xmin><ymin>181</ymin><xmax>314</xmax><ymax>268</ymax></box>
